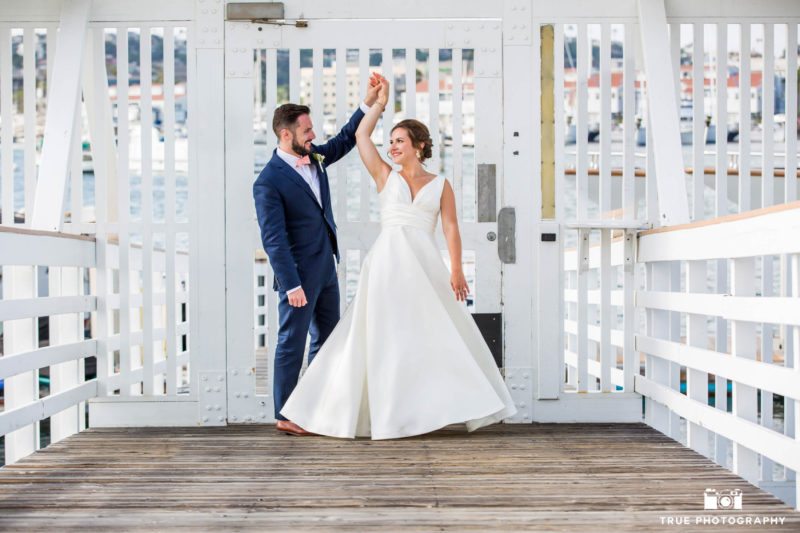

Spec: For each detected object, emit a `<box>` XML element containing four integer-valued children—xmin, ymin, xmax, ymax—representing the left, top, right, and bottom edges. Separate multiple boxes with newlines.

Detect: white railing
<box><xmin>635</xmin><ymin>202</ymin><xmax>800</xmax><ymax>509</ymax></box>
<box><xmin>0</xmin><ymin>228</ymin><xmax>96</xmax><ymax>464</ymax></box>
<box><xmin>0</xmin><ymin>226</ymin><xmax>192</xmax><ymax>464</ymax></box>
<box><xmin>563</xmin><ymin>225</ymin><xmax>639</xmax><ymax>394</ymax></box>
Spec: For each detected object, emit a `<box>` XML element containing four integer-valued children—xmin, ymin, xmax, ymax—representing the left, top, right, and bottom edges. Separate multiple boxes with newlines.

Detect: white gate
<box><xmin>224</xmin><ymin>20</ymin><xmax>505</xmax><ymax>422</ymax></box>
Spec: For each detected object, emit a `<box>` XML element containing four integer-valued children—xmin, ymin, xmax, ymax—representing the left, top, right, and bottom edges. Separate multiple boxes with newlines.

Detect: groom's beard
<box><xmin>291</xmin><ymin>134</ymin><xmax>311</xmax><ymax>156</ymax></box>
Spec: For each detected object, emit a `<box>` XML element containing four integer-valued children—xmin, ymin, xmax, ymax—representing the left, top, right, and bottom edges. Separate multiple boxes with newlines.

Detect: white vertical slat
<box><xmin>715</xmin><ymin>23</ymin><xmax>727</xmax><ymax>216</ymax></box>
<box><xmin>670</xmin><ymin>23</ymin><xmax>681</xmax><ymax>102</ymax></box>
<box><xmin>117</xmin><ymin>27</ymin><xmax>132</xmax><ymax>398</ymax></box>
<box><xmin>739</xmin><ymin>23</ymin><xmax>751</xmax><ymax>212</ymax></box>
<box><xmin>49</xmin><ymin>23</ymin><xmax>71</xmax><ymax>228</ymax></box>
<box><xmin>554</xmin><ymin>24</ymin><xmax>566</xmax><ymax>222</ymax></box>
<box><xmin>428</xmin><ymin>49</ymin><xmax>440</xmax><ymax>176</ymax></box>
<box><xmin>310</xmin><ymin>47</ymin><xmax>323</xmax><ymax>146</ymax></box>
<box><xmin>359</xmin><ymin>47</ymin><xmax>370</xmax><ymax>223</ymax></box>
<box><xmin>760</xmin><ymin>261</ymin><xmax>775</xmax><ymax>483</ymax></box>
<box><xmin>760</xmin><ymin>24</ymin><xmax>776</xmax><ymax>482</ymax></box>
<box><xmin>23</xmin><ymin>28</ymin><xmax>35</xmax><ymax>226</ymax></box>
<box><xmin>622</xmin><ymin>23</ymin><xmax>636</xmax><ymax>221</ymax></box>
<box><xmin>381</xmin><ymin>47</ymin><xmax>395</xmax><ymax>153</ymax></box>
<box><xmin>645</xmin><ymin>261</ymin><xmax>670</xmax><ymax>435</ymax></box>
<box><xmin>599</xmin><ymin>228</ymin><xmax>611</xmax><ymax>391</ymax></box>
<box><xmin>335</xmin><ymin>47</ymin><xmax>347</xmax><ymax>305</ymax></box>
<box><xmin>70</xmin><ymin>84</ymin><xmax>82</xmax><ymax>227</ymax></box>
<box><xmin>599</xmin><ymin>23</ymin><xmax>611</xmax><ymax>216</ymax></box>
<box><xmin>731</xmin><ymin>257</ymin><xmax>759</xmax><ymax>484</ymax></box>
<box><xmin>669</xmin><ymin>22</ymin><xmax>683</xmax><ymax>220</ymax></box>
<box><xmin>692</xmin><ymin>22</ymin><xmax>705</xmax><ymax>220</ymax></box>
<box><xmin>265</xmin><ymin>48</ymin><xmax>277</xmax><ymax>153</ymax></box>
<box><xmin>576</xmin><ymin>22</ymin><xmax>589</xmax><ymax>220</ymax></box>
<box><xmin>185</xmin><ymin>24</ymin><xmax>198</xmax><ymax>397</ymax></box>
<box><xmin>762</xmin><ymin>23</ymin><xmax>774</xmax><ymax>208</ymax></box>
<box><xmin>576</xmin><ymin>229</ymin><xmax>589</xmax><ymax>392</ymax></box>
<box><xmin>141</xmin><ymin>26</ymin><xmax>154</xmax><ymax>395</ymax></box>
<box><xmin>452</xmin><ymin>47</ymin><xmax>463</xmax><ymax>216</ymax></box>
<box><xmin>289</xmin><ymin>47</ymin><xmax>299</xmax><ymax>103</ymax></box>
<box><xmin>335</xmin><ymin>46</ymin><xmax>347</xmax><ymax>216</ymax></box>
<box><xmin>49</xmin><ymin>265</ymin><xmax>82</xmax><ymax>443</ymax></box>
<box><xmin>86</xmin><ymin>29</ymin><xmax>110</xmax><ymax>396</ymax></box>
<box><xmin>254</xmin><ymin>48</ymin><xmax>262</xmax><ymax>127</ymax></box>
<box><xmin>1</xmin><ymin>27</ymin><xmax>14</xmax><ymax>226</ymax></box>
<box><xmin>164</xmin><ymin>26</ymin><xmax>177</xmax><ymax>395</ymax></box>
<box><xmin>669</xmin><ymin>261</ymin><xmax>682</xmax><ymax>438</ymax></box>
<box><xmin>646</xmin><ymin>123</ymin><xmax>658</xmax><ymax>224</ymax></box>
<box><xmin>712</xmin><ymin>26</ymin><xmax>730</xmax><ymax>468</ymax></box>
<box><xmin>2</xmin><ymin>265</ymin><xmax>38</xmax><ymax>463</ymax></box>
<box><xmin>785</xmin><ymin>23</ymin><xmax>797</xmax><ymax>204</ymax></box>
<box><xmin>586</xmin><ymin>267</ymin><xmax>598</xmax><ymax>392</ymax></box>
<box><xmin>790</xmin><ymin>253</ymin><xmax>800</xmax><ymax>505</ymax></box>
<box><xmin>92</xmin><ymin>31</ymin><xmax>110</xmax><ymax>398</ymax></box>
<box><xmin>405</xmin><ymin>47</ymin><xmax>415</xmax><ymax>119</ymax></box>
<box><xmin>622</xmin><ymin>231</ymin><xmax>635</xmax><ymax>392</ymax></box>
<box><xmin>686</xmin><ymin>260</ymin><xmax>711</xmax><ymax>458</ymax></box>
<box><xmin>46</xmin><ymin>26</ymin><xmax>56</xmax><ymax>99</ymax></box>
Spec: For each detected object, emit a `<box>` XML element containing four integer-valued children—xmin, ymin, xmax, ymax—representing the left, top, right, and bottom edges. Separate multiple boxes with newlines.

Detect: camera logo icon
<box><xmin>704</xmin><ymin>488</ymin><xmax>743</xmax><ymax>510</ymax></box>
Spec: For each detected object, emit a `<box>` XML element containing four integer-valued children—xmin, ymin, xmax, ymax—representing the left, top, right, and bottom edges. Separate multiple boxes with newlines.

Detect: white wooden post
<box><xmin>0</xmin><ymin>27</ymin><xmax>12</xmax><ymax>226</ymax></box>
<box><xmin>686</xmin><ymin>260</ymin><xmax>710</xmax><ymax>457</ymax></box>
<box><xmin>504</xmin><ymin>4</ymin><xmax>535</xmax><ymax>422</ymax></box>
<box><xmin>2</xmin><ymin>266</ymin><xmax>38</xmax><ymax>463</ymax></box>
<box><xmin>49</xmin><ymin>266</ymin><xmax>83</xmax><ymax>443</ymax></box>
<box><xmin>224</xmin><ymin>21</ymin><xmax>259</xmax><ymax>422</ymax></box>
<box><xmin>636</xmin><ymin>0</ymin><xmax>689</xmax><ymax>226</ymax></box>
<box><xmin>731</xmin><ymin>256</ymin><xmax>759</xmax><ymax>484</ymax></box>
<box><xmin>30</xmin><ymin>0</ymin><xmax>91</xmax><ymax>232</ymax></box>
<box><xmin>791</xmin><ymin>254</ymin><xmax>800</xmax><ymax>508</ymax></box>
<box><xmin>645</xmin><ymin>261</ymin><xmax>670</xmax><ymax>434</ymax></box>
<box><xmin>194</xmin><ymin>0</ymin><xmax>228</xmax><ymax>424</ymax></box>
<box><xmin>738</xmin><ymin>23</ymin><xmax>751</xmax><ymax>212</ymax></box>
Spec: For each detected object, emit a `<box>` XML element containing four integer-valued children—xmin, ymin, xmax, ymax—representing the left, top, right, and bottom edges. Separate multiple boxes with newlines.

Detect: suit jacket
<box><xmin>253</xmin><ymin>108</ymin><xmax>365</xmax><ymax>292</ymax></box>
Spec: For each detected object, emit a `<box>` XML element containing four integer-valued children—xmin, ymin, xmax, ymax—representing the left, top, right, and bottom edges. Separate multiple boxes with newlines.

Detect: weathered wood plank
<box><xmin>0</xmin><ymin>424</ymin><xmax>797</xmax><ymax>531</ymax></box>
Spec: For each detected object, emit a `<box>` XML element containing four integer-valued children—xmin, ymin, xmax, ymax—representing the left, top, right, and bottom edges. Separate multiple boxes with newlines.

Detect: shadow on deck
<box><xmin>0</xmin><ymin>424</ymin><xmax>797</xmax><ymax>531</ymax></box>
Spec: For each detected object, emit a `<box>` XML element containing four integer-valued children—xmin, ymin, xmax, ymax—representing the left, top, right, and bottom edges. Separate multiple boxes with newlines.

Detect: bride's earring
<box><xmin>416</xmin><ymin>150</ymin><xmax>421</xmax><ymax>160</ymax></box>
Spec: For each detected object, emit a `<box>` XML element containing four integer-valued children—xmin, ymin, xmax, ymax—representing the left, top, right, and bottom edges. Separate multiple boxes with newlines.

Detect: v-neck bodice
<box><xmin>378</xmin><ymin>171</ymin><xmax>446</xmax><ymax>234</ymax></box>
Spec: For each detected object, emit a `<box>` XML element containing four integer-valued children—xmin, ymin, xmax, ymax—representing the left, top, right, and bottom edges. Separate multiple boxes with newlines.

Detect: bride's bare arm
<box><xmin>440</xmin><ymin>180</ymin><xmax>470</xmax><ymax>302</ymax></box>
<box><xmin>355</xmin><ymin>76</ymin><xmax>392</xmax><ymax>190</ymax></box>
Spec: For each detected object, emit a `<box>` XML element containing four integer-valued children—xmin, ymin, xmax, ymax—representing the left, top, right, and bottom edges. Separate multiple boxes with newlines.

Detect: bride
<box><xmin>279</xmin><ymin>74</ymin><xmax>517</xmax><ymax>439</ymax></box>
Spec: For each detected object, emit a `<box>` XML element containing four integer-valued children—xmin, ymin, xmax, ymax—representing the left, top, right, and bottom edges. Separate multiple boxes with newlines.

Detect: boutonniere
<box><xmin>312</xmin><ymin>152</ymin><xmax>325</xmax><ymax>173</ymax></box>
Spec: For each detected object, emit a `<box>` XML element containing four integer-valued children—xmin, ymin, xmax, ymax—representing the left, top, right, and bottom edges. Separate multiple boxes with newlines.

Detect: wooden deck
<box><xmin>0</xmin><ymin>423</ymin><xmax>797</xmax><ymax>531</ymax></box>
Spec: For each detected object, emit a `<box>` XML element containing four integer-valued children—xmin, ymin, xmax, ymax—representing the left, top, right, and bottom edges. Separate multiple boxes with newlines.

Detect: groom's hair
<box><xmin>273</xmin><ymin>103</ymin><xmax>311</xmax><ymax>138</ymax></box>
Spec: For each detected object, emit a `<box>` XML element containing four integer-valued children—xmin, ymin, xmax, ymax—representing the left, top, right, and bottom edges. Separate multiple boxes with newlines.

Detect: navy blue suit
<box><xmin>253</xmin><ymin>108</ymin><xmax>365</xmax><ymax>421</ymax></box>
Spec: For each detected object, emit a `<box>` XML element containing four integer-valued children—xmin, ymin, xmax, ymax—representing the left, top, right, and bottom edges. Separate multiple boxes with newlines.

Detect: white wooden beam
<box><xmin>29</xmin><ymin>0</ymin><xmax>91</xmax><ymax>232</ymax></box>
<box><xmin>83</xmin><ymin>26</ymin><xmax>118</xmax><ymax>225</ymax></box>
<box><xmin>636</xmin><ymin>0</ymin><xmax>689</xmax><ymax>226</ymax></box>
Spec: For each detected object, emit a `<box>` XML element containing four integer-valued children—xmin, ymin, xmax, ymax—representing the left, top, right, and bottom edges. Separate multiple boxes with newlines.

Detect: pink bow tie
<box><xmin>295</xmin><ymin>155</ymin><xmax>311</xmax><ymax>168</ymax></box>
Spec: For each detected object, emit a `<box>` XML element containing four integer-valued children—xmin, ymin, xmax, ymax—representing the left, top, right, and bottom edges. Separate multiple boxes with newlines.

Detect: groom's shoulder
<box><xmin>255</xmin><ymin>157</ymin><xmax>282</xmax><ymax>186</ymax></box>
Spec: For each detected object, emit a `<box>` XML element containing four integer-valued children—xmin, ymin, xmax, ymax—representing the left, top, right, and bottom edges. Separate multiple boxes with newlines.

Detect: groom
<box><xmin>253</xmin><ymin>76</ymin><xmax>381</xmax><ymax>436</ymax></box>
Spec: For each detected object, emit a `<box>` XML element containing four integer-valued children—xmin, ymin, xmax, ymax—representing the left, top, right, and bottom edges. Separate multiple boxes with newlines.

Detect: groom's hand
<box><xmin>288</xmin><ymin>288</ymin><xmax>308</xmax><ymax>307</ymax></box>
<box><xmin>364</xmin><ymin>72</ymin><xmax>382</xmax><ymax>107</ymax></box>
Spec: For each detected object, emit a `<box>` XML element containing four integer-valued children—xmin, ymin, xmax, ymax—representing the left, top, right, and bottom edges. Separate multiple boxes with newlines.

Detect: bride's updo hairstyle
<box><xmin>391</xmin><ymin>119</ymin><xmax>433</xmax><ymax>163</ymax></box>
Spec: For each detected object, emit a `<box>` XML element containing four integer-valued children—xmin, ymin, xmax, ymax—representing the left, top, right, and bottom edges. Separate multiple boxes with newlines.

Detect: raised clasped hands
<box><xmin>364</xmin><ymin>72</ymin><xmax>389</xmax><ymax>108</ymax></box>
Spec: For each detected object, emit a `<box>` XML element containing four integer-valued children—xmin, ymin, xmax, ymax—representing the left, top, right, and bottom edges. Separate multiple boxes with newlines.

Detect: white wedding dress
<box><xmin>279</xmin><ymin>170</ymin><xmax>517</xmax><ymax>439</ymax></box>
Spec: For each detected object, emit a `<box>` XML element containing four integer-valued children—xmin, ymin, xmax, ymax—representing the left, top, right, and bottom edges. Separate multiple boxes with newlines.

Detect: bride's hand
<box><xmin>376</xmin><ymin>75</ymin><xmax>390</xmax><ymax>107</ymax></box>
<box><xmin>364</xmin><ymin>73</ymin><xmax>381</xmax><ymax>106</ymax></box>
<box><xmin>450</xmin><ymin>269</ymin><xmax>470</xmax><ymax>302</ymax></box>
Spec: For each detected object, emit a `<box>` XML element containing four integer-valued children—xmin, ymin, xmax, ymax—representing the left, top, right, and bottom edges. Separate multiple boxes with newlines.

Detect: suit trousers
<box><xmin>273</xmin><ymin>253</ymin><xmax>340</xmax><ymax>421</ymax></box>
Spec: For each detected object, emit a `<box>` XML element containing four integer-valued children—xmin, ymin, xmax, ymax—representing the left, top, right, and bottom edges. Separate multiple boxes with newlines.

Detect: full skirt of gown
<box><xmin>280</xmin><ymin>171</ymin><xmax>517</xmax><ymax>439</ymax></box>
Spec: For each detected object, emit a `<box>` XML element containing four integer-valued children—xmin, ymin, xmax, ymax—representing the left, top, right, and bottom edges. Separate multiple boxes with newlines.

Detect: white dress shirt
<box><xmin>282</xmin><ymin>101</ymin><xmax>372</xmax><ymax>295</ymax></box>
